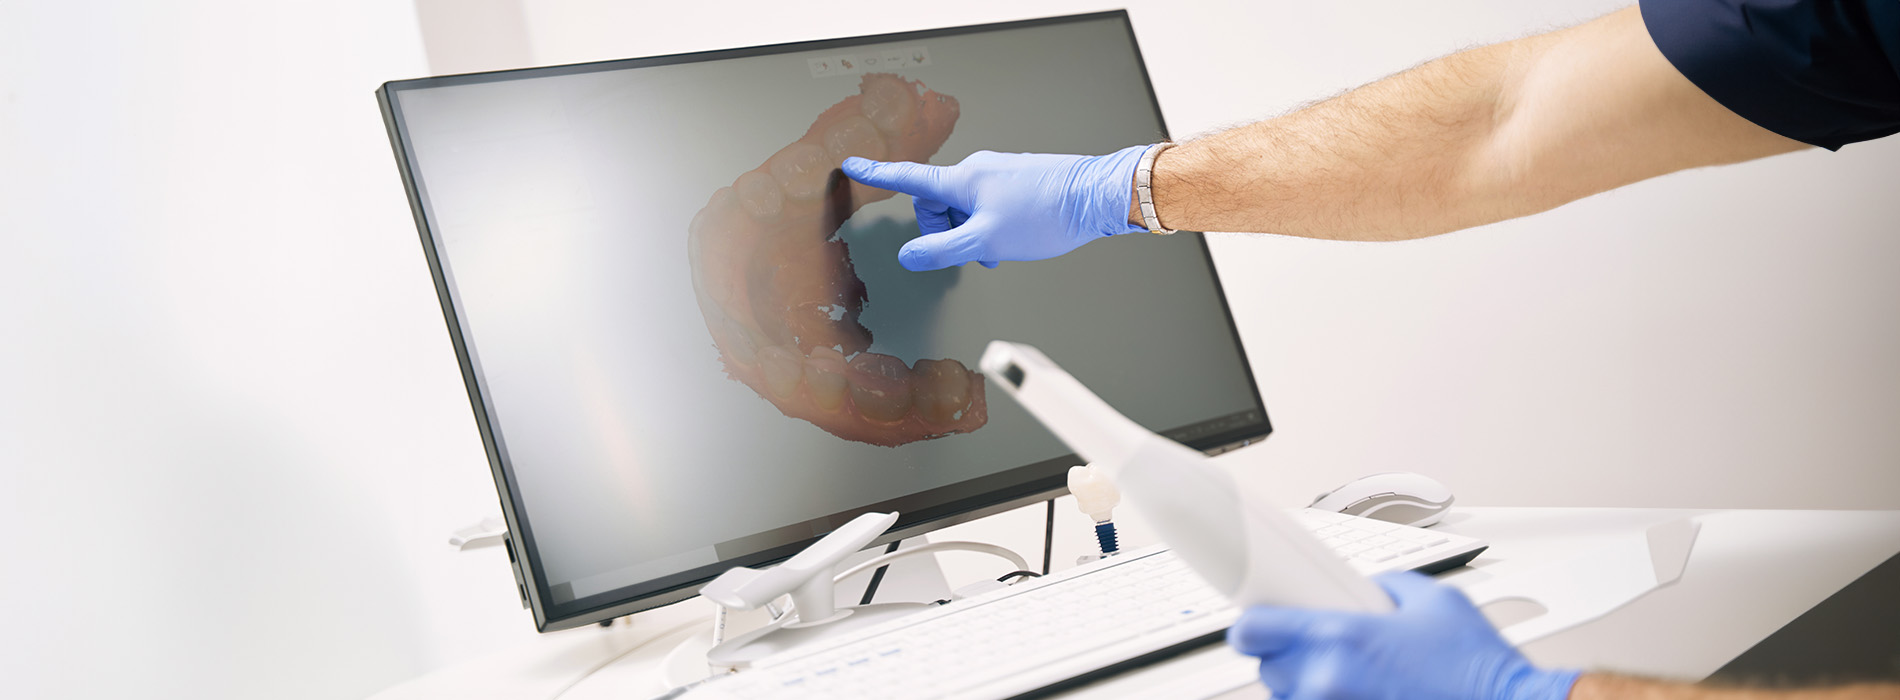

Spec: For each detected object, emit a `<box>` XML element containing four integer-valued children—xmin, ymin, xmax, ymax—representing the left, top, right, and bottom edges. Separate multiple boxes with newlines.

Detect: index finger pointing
<box><xmin>842</xmin><ymin>157</ymin><xmax>958</xmax><ymax>204</ymax></box>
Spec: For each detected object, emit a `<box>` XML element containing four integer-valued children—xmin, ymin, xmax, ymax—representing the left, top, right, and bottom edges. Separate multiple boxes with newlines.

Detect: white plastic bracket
<box><xmin>1465</xmin><ymin>517</ymin><xmax>1703</xmax><ymax>645</ymax></box>
<box><xmin>448</xmin><ymin>515</ymin><xmax>507</xmax><ymax>549</ymax></box>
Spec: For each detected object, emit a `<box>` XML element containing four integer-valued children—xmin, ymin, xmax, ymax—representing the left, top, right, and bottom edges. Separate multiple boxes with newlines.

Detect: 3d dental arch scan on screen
<box><xmin>379</xmin><ymin>11</ymin><xmax>1269</xmax><ymax>630</ymax></box>
<box><xmin>688</xmin><ymin>74</ymin><xmax>986</xmax><ymax>447</ymax></box>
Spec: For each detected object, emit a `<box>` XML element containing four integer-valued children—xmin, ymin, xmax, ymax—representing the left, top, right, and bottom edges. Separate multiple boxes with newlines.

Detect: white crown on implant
<box><xmin>1067</xmin><ymin>464</ymin><xmax>1121</xmax><ymax>524</ymax></box>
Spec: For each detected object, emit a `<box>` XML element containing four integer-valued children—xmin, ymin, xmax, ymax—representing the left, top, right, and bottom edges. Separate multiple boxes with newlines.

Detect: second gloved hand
<box><xmin>1228</xmin><ymin>571</ymin><xmax>1580</xmax><ymax>700</ymax></box>
<box><xmin>841</xmin><ymin>146</ymin><xmax>1149</xmax><ymax>271</ymax></box>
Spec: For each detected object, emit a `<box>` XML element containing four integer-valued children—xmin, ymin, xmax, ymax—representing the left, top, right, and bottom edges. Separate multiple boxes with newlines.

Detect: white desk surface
<box><xmin>373</xmin><ymin>507</ymin><xmax>1900</xmax><ymax>700</ymax></box>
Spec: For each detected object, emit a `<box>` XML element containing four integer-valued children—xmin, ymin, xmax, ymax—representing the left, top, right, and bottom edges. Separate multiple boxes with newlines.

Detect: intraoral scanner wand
<box><xmin>979</xmin><ymin>341</ymin><xmax>1392</xmax><ymax>613</ymax></box>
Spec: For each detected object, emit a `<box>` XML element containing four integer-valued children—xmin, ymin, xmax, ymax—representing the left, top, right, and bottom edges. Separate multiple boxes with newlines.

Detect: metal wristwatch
<box><xmin>1134</xmin><ymin>141</ymin><xmax>1176</xmax><ymax>235</ymax></box>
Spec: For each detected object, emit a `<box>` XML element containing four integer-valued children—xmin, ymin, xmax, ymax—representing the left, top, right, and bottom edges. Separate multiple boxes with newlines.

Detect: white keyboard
<box><xmin>682</xmin><ymin>510</ymin><xmax>1486</xmax><ymax>700</ymax></box>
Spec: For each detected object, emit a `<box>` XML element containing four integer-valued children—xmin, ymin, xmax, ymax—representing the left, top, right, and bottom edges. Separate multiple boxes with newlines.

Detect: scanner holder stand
<box><xmin>700</xmin><ymin>511</ymin><xmax>933</xmax><ymax>668</ymax></box>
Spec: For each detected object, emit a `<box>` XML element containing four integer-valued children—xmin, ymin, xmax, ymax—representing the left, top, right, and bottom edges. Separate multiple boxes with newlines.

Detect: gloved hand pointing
<box><xmin>841</xmin><ymin>145</ymin><xmax>1150</xmax><ymax>271</ymax></box>
<box><xmin>1228</xmin><ymin>571</ymin><xmax>1580</xmax><ymax>700</ymax></box>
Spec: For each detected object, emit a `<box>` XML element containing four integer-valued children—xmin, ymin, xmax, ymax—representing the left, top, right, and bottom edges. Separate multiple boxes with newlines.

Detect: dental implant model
<box><xmin>1068</xmin><ymin>464</ymin><xmax>1122</xmax><ymax>559</ymax></box>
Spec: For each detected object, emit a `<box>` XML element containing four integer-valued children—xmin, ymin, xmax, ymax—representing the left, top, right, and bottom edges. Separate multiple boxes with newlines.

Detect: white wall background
<box><xmin>3</xmin><ymin>0</ymin><xmax>1896</xmax><ymax>698</ymax></box>
<box><xmin>2</xmin><ymin>1</ymin><xmax>505</xmax><ymax>698</ymax></box>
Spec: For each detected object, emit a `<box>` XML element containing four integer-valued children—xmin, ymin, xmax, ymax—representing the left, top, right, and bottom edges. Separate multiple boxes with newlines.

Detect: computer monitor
<box><xmin>377</xmin><ymin>10</ymin><xmax>1269</xmax><ymax>632</ymax></box>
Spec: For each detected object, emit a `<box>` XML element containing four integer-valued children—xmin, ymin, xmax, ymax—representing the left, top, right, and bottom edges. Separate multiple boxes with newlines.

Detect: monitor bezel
<box><xmin>376</xmin><ymin>9</ymin><xmax>1271</xmax><ymax>632</ymax></box>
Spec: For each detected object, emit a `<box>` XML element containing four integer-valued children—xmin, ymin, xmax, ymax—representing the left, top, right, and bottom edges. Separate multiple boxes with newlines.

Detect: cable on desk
<box><xmin>832</xmin><ymin>541</ymin><xmax>1029</xmax><ymax>584</ymax></box>
<box><xmin>997</xmin><ymin>570</ymin><xmax>1042</xmax><ymax>584</ymax></box>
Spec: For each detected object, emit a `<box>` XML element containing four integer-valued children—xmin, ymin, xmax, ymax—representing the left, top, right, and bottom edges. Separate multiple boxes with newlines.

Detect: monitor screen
<box><xmin>378</xmin><ymin>10</ymin><xmax>1269</xmax><ymax>631</ymax></box>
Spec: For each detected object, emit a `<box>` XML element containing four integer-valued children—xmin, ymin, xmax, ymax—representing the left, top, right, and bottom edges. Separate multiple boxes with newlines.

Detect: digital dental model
<box><xmin>686</xmin><ymin>74</ymin><xmax>988</xmax><ymax>447</ymax></box>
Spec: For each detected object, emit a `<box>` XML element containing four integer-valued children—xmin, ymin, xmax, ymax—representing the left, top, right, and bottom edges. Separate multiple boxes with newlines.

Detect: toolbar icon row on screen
<box><xmin>808</xmin><ymin>47</ymin><xmax>932</xmax><ymax>78</ymax></box>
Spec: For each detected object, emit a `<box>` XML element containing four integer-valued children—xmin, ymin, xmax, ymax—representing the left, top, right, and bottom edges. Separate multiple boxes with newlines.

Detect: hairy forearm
<box><xmin>1138</xmin><ymin>36</ymin><xmax>1521</xmax><ymax>240</ymax></box>
<box><xmin>1573</xmin><ymin>674</ymin><xmax>1900</xmax><ymax>700</ymax></box>
<box><xmin>1132</xmin><ymin>6</ymin><xmax>1803</xmax><ymax>240</ymax></box>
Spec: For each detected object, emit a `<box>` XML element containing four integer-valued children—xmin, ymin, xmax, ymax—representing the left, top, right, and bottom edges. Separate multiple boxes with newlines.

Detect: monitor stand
<box><xmin>662</xmin><ymin>536</ymin><xmax>951</xmax><ymax>685</ymax></box>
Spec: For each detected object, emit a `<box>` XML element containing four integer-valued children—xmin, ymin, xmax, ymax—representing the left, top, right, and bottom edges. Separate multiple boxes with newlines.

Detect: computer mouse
<box><xmin>1309</xmin><ymin>472</ymin><xmax>1455</xmax><ymax>527</ymax></box>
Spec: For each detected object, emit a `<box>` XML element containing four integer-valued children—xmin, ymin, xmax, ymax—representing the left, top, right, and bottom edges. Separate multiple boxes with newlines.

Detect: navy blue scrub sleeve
<box><xmin>1641</xmin><ymin>0</ymin><xmax>1900</xmax><ymax>150</ymax></box>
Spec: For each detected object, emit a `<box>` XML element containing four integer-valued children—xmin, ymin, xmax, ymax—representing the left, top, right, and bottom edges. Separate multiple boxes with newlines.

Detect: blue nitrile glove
<box><xmin>841</xmin><ymin>146</ymin><xmax>1149</xmax><ymax>271</ymax></box>
<box><xmin>1227</xmin><ymin>571</ymin><xmax>1581</xmax><ymax>700</ymax></box>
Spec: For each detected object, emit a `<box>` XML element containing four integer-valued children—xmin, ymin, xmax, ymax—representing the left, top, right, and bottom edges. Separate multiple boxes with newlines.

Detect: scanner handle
<box><xmin>980</xmin><ymin>340</ymin><xmax>1391</xmax><ymax>613</ymax></box>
